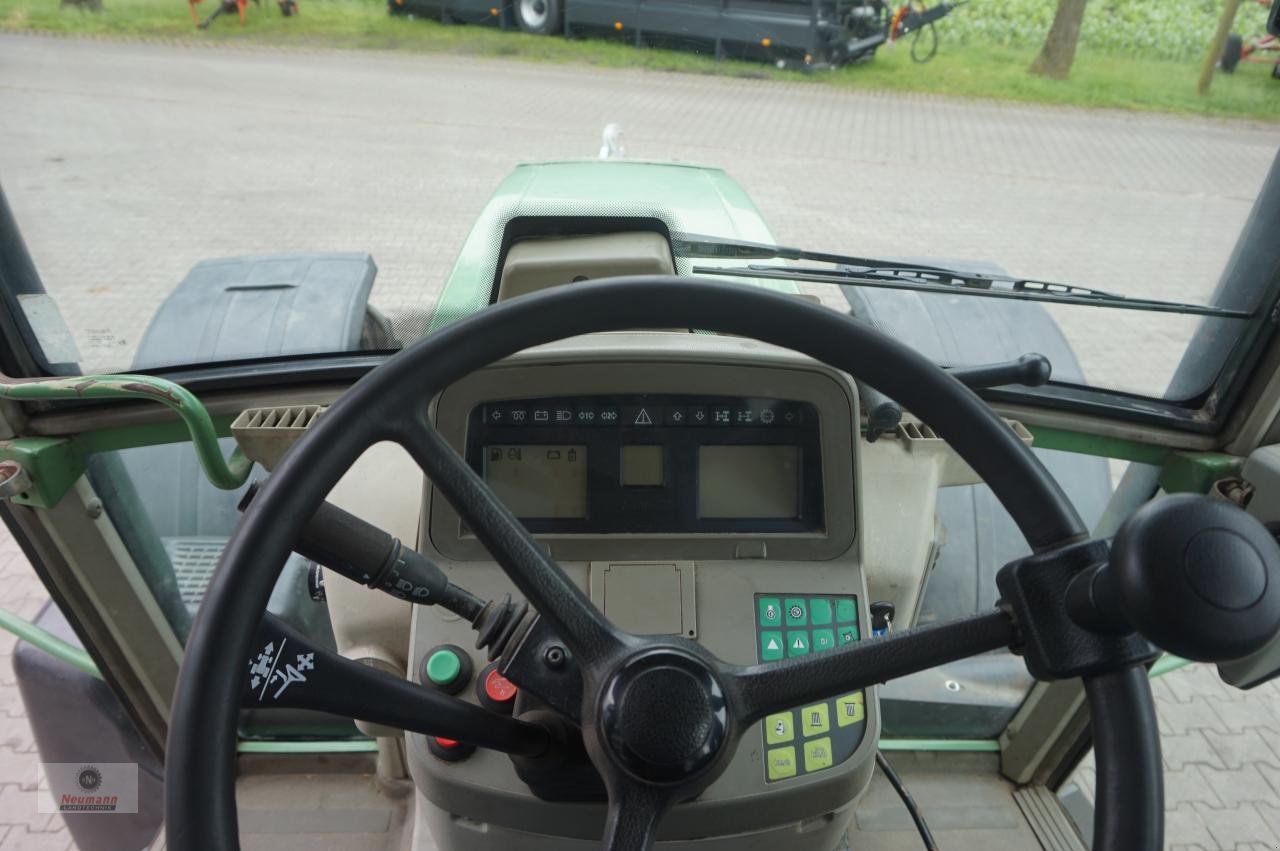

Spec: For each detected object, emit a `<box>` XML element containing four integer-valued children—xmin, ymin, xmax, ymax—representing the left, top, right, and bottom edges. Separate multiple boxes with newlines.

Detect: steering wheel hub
<box><xmin>598</xmin><ymin>649</ymin><xmax>729</xmax><ymax>784</ymax></box>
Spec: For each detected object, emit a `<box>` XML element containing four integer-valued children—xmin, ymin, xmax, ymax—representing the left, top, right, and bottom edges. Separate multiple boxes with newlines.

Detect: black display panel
<box><xmin>465</xmin><ymin>395</ymin><xmax>823</xmax><ymax>534</ymax></box>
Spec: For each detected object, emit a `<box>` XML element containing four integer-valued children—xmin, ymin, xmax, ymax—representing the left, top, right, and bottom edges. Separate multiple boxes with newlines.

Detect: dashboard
<box><xmin>385</xmin><ymin>336</ymin><xmax>882</xmax><ymax>848</ymax></box>
<box><xmin>466</xmin><ymin>394</ymin><xmax>823</xmax><ymax>534</ymax></box>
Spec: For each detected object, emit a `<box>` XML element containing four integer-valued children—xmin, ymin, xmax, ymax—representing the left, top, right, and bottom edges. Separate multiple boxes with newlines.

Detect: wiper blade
<box><xmin>672</xmin><ymin>233</ymin><xmax>1252</xmax><ymax>320</ymax></box>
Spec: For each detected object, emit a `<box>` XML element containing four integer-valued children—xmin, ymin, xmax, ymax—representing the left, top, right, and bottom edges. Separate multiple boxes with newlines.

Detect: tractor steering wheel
<box><xmin>166</xmin><ymin>278</ymin><xmax>1280</xmax><ymax>851</ymax></box>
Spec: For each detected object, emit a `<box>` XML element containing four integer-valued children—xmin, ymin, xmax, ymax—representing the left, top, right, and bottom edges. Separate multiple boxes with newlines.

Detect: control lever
<box><xmin>946</xmin><ymin>353</ymin><xmax>1051</xmax><ymax>390</ymax></box>
<box><xmin>861</xmin><ymin>353</ymin><xmax>1052</xmax><ymax>441</ymax></box>
<box><xmin>244</xmin><ymin>613</ymin><xmax>548</xmax><ymax>757</ymax></box>
<box><xmin>238</xmin><ymin>480</ymin><xmax>484</xmax><ymax>620</ymax></box>
<box><xmin>1068</xmin><ymin>494</ymin><xmax>1280</xmax><ymax>662</ymax></box>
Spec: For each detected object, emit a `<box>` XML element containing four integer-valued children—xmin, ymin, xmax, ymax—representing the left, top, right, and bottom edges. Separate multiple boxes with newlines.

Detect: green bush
<box><xmin>939</xmin><ymin>0</ymin><xmax>1271</xmax><ymax>62</ymax></box>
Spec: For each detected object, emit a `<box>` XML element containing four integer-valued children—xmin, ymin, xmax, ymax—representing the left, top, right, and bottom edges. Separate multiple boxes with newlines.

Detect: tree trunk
<box><xmin>1029</xmin><ymin>0</ymin><xmax>1089</xmax><ymax>80</ymax></box>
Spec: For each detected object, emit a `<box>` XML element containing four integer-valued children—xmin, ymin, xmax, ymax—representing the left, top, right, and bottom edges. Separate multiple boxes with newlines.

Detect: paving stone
<box><xmin>0</xmin><ymin>826</ymin><xmax>71</xmax><ymax>851</ymax></box>
<box><xmin>0</xmin><ymin>786</ymin><xmax>53</xmax><ymax>832</ymax></box>
<box><xmin>1194</xmin><ymin>803</ymin><xmax>1280</xmax><ymax>850</ymax></box>
<box><xmin>1205</xmin><ymin>696</ymin><xmax>1280</xmax><ymax>736</ymax></box>
<box><xmin>1201</xmin><ymin>765</ymin><xmax>1279</xmax><ymax>808</ymax></box>
<box><xmin>1160</xmin><ymin>696</ymin><xmax>1235</xmax><ymax>737</ymax></box>
<box><xmin>1202</xmin><ymin>730</ymin><xmax>1280</xmax><ymax>771</ymax></box>
<box><xmin>1167</xmin><ymin>765</ymin><xmax>1225</xmax><ymax>809</ymax></box>
<box><xmin>1166</xmin><ymin>802</ymin><xmax>1217</xmax><ymax>849</ymax></box>
<box><xmin>0</xmin><ymin>752</ymin><xmax>38</xmax><ymax>793</ymax></box>
<box><xmin>1164</xmin><ymin>731</ymin><xmax>1229</xmax><ymax>771</ymax></box>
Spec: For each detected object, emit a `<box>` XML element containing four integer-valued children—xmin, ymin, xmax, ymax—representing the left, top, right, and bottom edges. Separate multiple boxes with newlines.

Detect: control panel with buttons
<box><xmin>755</xmin><ymin>594</ymin><xmax>867</xmax><ymax>782</ymax></box>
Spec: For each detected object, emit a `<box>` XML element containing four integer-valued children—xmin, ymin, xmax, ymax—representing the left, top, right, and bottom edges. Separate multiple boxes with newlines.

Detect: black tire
<box><xmin>513</xmin><ymin>0</ymin><xmax>562</xmax><ymax>34</ymax></box>
<box><xmin>1222</xmin><ymin>33</ymin><xmax>1244</xmax><ymax>73</ymax></box>
<box><xmin>1272</xmin><ymin>62</ymin><xmax>1280</xmax><ymax>80</ymax></box>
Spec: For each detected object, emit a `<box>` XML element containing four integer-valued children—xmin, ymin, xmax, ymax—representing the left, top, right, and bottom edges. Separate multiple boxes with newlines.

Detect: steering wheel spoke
<box><xmin>600</xmin><ymin>783</ymin><xmax>672</xmax><ymax>851</ymax></box>
<box><xmin>730</xmin><ymin>609</ymin><xmax>1018</xmax><ymax>723</ymax></box>
<box><xmin>397</xmin><ymin>416</ymin><xmax>626</xmax><ymax>666</ymax></box>
<box><xmin>247</xmin><ymin>615</ymin><xmax>549</xmax><ymax>756</ymax></box>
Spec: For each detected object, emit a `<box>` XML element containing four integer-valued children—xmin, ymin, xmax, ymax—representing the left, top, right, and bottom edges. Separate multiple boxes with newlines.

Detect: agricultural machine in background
<box><xmin>390</xmin><ymin>0</ymin><xmax>966</xmax><ymax>67</ymax></box>
<box><xmin>189</xmin><ymin>0</ymin><xmax>296</xmax><ymax>29</ymax></box>
<box><xmin>1221</xmin><ymin>0</ymin><xmax>1280</xmax><ymax>79</ymax></box>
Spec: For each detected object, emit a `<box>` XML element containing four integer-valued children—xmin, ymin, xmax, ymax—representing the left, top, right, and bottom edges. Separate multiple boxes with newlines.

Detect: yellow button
<box><xmin>836</xmin><ymin>692</ymin><xmax>865</xmax><ymax>727</ymax></box>
<box><xmin>800</xmin><ymin>702</ymin><xmax>829</xmax><ymax>736</ymax></box>
<box><xmin>764</xmin><ymin>711</ymin><xmax>794</xmax><ymax>745</ymax></box>
<box><xmin>803</xmin><ymin>737</ymin><xmax>834</xmax><ymax>772</ymax></box>
<box><xmin>766</xmin><ymin>746</ymin><xmax>797</xmax><ymax>780</ymax></box>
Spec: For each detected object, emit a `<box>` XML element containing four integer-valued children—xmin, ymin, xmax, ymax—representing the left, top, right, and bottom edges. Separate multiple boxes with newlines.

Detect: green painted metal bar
<box><xmin>0</xmin><ymin>604</ymin><xmax>101</xmax><ymax>679</ymax></box>
<box><xmin>237</xmin><ymin>740</ymin><xmax>379</xmax><ymax>754</ymax></box>
<box><xmin>1023</xmin><ymin>425</ymin><xmax>1172</xmax><ymax>466</ymax></box>
<box><xmin>1149</xmin><ymin>653</ymin><xmax>1193</xmax><ymax>678</ymax></box>
<box><xmin>879</xmin><ymin>738</ymin><xmax>1001</xmax><ymax>752</ymax></box>
<box><xmin>0</xmin><ymin>374</ymin><xmax>250</xmax><ymax>490</ymax></box>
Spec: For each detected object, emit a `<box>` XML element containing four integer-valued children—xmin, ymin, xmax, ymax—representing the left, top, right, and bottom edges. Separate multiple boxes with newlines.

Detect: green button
<box><xmin>758</xmin><ymin>597</ymin><xmax>782</xmax><ymax>627</ymax></box>
<box><xmin>835</xmin><ymin>598</ymin><xmax>857</xmax><ymax>623</ymax></box>
<box><xmin>767</xmin><ymin>746</ymin><xmax>797</xmax><ymax>781</ymax></box>
<box><xmin>803</xmin><ymin>737</ymin><xmax>834</xmax><ymax>772</ymax></box>
<box><xmin>784</xmin><ymin>598</ymin><xmax>807</xmax><ymax>626</ymax></box>
<box><xmin>809</xmin><ymin>598</ymin><xmax>832</xmax><ymax>625</ymax></box>
<box><xmin>764</xmin><ymin>711</ymin><xmax>794</xmax><ymax>745</ymax></box>
<box><xmin>837</xmin><ymin>625</ymin><xmax>859</xmax><ymax>646</ymax></box>
<box><xmin>836</xmin><ymin>693</ymin><xmax>865</xmax><ymax>727</ymax></box>
<box><xmin>760</xmin><ymin>631</ymin><xmax>784</xmax><ymax>661</ymax></box>
<box><xmin>812</xmin><ymin>629</ymin><xmax>835</xmax><ymax>652</ymax></box>
<box><xmin>800</xmin><ymin>702</ymin><xmax>829</xmax><ymax>736</ymax></box>
<box><xmin>786</xmin><ymin>630</ymin><xmax>810</xmax><ymax>656</ymax></box>
<box><xmin>425</xmin><ymin>649</ymin><xmax>462</xmax><ymax>686</ymax></box>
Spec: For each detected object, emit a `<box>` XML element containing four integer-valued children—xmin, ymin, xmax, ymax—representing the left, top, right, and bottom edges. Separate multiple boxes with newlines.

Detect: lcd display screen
<box><xmin>621</xmin><ymin>445</ymin><xmax>664</xmax><ymax>486</ymax></box>
<box><xmin>697</xmin><ymin>445</ymin><xmax>800</xmax><ymax>519</ymax></box>
<box><xmin>484</xmin><ymin>445</ymin><xmax>588</xmax><ymax>519</ymax></box>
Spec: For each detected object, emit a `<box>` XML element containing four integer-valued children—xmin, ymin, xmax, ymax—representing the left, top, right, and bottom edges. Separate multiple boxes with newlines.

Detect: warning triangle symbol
<box><xmin>766</xmin><ymin>638</ymin><xmax>780</xmax><ymax>651</ymax></box>
<box><xmin>792</xmin><ymin>637</ymin><xmax>805</xmax><ymax>649</ymax></box>
<box><xmin>634</xmin><ymin>408</ymin><xmax>652</xmax><ymax>425</ymax></box>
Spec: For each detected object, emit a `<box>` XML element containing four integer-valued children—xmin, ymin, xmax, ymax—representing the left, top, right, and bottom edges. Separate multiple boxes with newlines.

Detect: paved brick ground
<box><xmin>0</xmin><ymin>32</ymin><xmax>1278</xmax><ymax>849</ymax></box>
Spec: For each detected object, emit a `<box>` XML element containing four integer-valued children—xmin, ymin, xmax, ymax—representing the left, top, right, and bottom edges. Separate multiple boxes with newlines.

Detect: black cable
<box><xmin>875</xmin><ymin>751</ymin><xmax>939</xmax><ymax>851</ymax></box>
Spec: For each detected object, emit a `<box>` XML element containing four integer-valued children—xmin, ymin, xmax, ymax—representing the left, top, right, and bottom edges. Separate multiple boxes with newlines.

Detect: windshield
<box><xmin>2</xmin><ymin>7</ymin><xmax>1278</xmax><ymax>402</ymax></box>
<box><xmin>2</xmin><ymin>0</ymin><xmax>1280</xmax><ymax>828</ymax></box>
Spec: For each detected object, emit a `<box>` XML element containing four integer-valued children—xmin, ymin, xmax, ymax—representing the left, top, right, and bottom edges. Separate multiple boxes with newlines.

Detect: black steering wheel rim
<box><xmin>166</xmin><ymin>276</ymin><xmax>1159</xmax><ymax>850</ymax></box>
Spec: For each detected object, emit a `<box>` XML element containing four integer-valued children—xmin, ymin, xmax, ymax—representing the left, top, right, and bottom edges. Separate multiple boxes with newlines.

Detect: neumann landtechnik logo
<box><xmin>39</xmin><ymin>762</ymin><xmax>138</xmax><ymax>814</ymax></box>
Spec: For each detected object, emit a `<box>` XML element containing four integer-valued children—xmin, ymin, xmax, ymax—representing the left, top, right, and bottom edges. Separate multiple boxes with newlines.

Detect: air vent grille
<box><xmin>231</xmin><ymin>404</ymin><xmax>327</xmax><ymax>470</ymax></box>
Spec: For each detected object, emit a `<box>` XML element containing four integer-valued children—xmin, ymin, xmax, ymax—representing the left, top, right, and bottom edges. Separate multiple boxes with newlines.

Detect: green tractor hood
<box><xmin>427</xmin><ymin>159</ymin><xmax>797</xmax><ymax>332</ymax></box>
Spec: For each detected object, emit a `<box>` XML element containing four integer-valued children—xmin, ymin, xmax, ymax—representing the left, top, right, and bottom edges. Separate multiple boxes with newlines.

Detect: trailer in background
<box><xmin>388</xmin><ymin>0</ymin><xmax>961</xmax><ymax>67</ymax></box>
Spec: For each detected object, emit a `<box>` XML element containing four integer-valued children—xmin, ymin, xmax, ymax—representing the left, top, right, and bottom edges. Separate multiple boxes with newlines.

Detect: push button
<box><xmin>786</xmin><ymin>631</ymin><xmax>810</xmax><ymax>657</ymax></box>
<box><xmin>803</xmin><ymin>737</ymin><xmax>834</xmax><ymax>772</ymax></box>
<box><xmin>420</xmin><ymin>645</ymin><xmax>472</xmax><ymax>696</ymax></box>
<box><xmin>836</xmin><ymin>692</ymin><xmax>865</xmax><ymax>727</ymax></box>
<box><xmin>812</xmin><ymin>629</ymin><xmax>835</xmax><ymax>652</ymax></box>
<box><xmin>758</xmin><ymin>597</ymin><xmax>782</xmax><ymax>627</ymax></box>
<box><xmin>766</xmin><ymin>747</ymin><xmax>797</xmax><ymax>780</ymax></box>
<box><xmin>809</xmin><ymin>598</ymin><xmax>833</xmax><ymax>625</ymax></box>
<box><xmin>800</xmin><ymin>702</ymin><xmax>829</xmax><ymax>736</ymax></box>
<box><xmin>837</xmin><ymin>625</ymin><xmax>859</xmax><ymax>646</ymax></box>
<box><xmin>476</xmin><ymin>663</ymin><xmax>518</xmax><ymax>715</ymax></box>
<box><xmin>784</xmin><ymin>598</ymin><xmax>807</xmax><ymax>626</ymax></box>
<box><xmin>428</xmin><ymin>735</ymin><xmax>476</xmax><ymax>762</ymax></box>
<box><xmin>764</xmin><ymin>711</ymin><xmax>794</xmax><ymax>745</ymax></box>
<box><xmin>760</xmin><ymin>631</ymin><xmax>784</xmax><ymax>661</ymax></box>
<box><xmin>835</xmin><ymin>598</ymin><xmax>857</xmax><ymax>623</ymax></box>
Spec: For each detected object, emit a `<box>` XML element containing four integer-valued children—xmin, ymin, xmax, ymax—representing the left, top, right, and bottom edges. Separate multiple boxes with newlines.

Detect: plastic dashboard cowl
<box><xmin>996</xmin><ymin>538</ymin><xmax>1158</xmax><ymax>680</ymax></box>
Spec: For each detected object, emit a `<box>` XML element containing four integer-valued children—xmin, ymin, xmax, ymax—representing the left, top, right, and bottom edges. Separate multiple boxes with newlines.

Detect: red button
<box><xmin>484</xmin><ymin>668</ymin><xmax>518</xmax><ymax>703</ymax></box>
<box><xmin>434</xmin><ymin>737</ymin><xmax>459</xmax><ymax>749</ymax></box>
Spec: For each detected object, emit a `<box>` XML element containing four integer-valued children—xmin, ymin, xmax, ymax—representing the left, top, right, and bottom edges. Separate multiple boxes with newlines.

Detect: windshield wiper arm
<box><xmin>672</xmin><ymin>233</ymin><xmax>1252</xmax><ymax>320</ymax></box>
